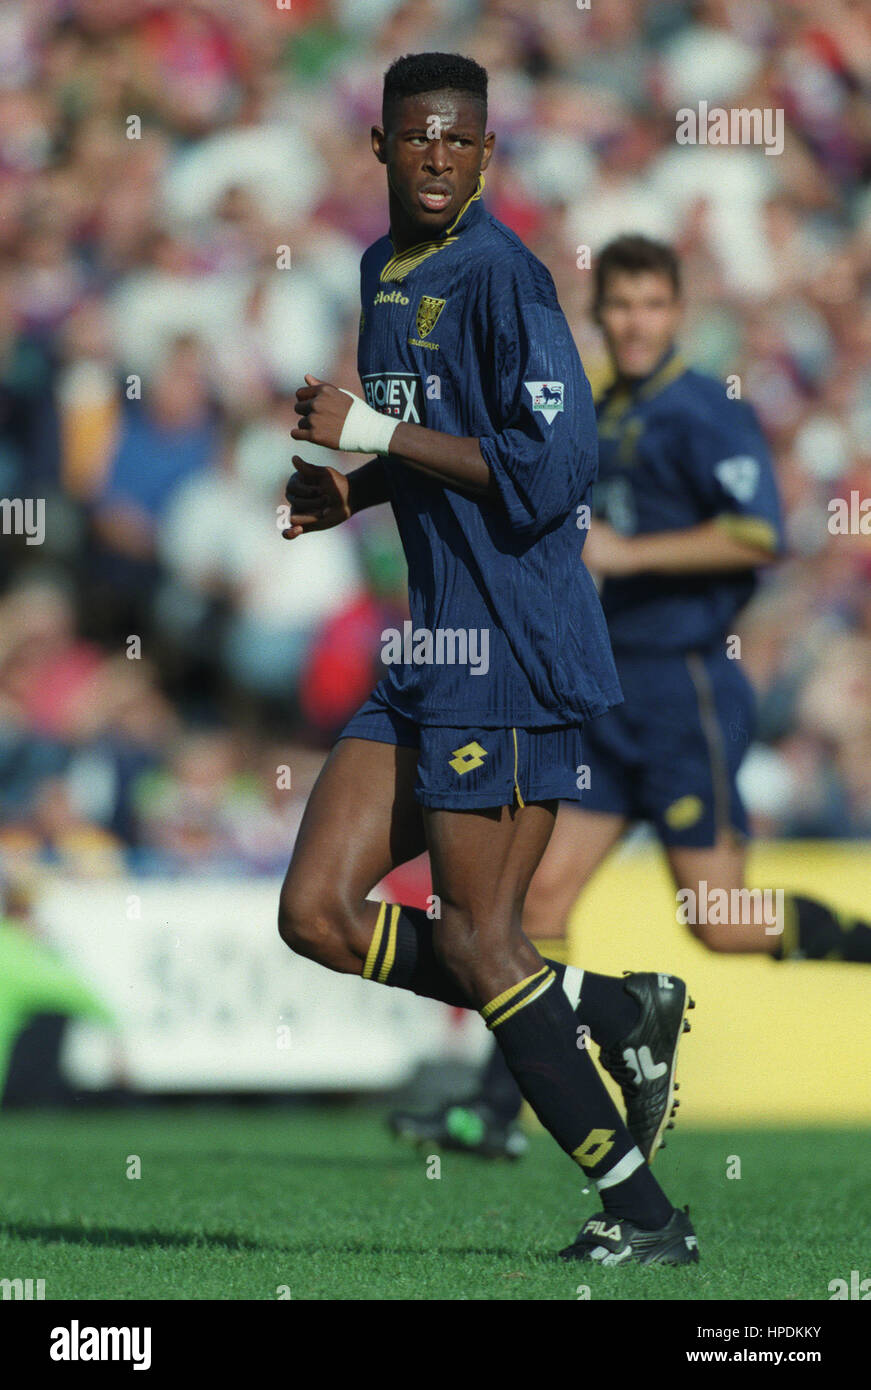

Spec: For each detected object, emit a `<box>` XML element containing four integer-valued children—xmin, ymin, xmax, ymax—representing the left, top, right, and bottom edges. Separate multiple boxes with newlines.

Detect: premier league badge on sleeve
<box><xmin>525</xmin><ymin>381</ymin><xmax>565</xmax><ymax>424</ymax></box>
<box><xmin>713</xmin><ymin>455</ymin><xmax>760</xmax><ymax>503</ymax></box>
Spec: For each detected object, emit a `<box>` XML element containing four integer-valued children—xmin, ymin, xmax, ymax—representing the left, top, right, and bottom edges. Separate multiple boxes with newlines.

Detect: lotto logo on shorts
<box><xmin>664</xmin><ymin>794</ymin><xmax>704</xmax><ymax>830</ymax></box>
<box><xmin>449</xmin><ymin>741</ymin><xmax>487</xmax><ymax>775</ymax></box>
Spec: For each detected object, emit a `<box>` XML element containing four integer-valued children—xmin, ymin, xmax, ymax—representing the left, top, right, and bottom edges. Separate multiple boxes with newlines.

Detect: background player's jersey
<box><xmin>357</xmin><ymin>180</ymin><xmax>620</xmax><ymax>727</ymax></box>
<box><xmin>594</xmin><ymin>350</ymin><xmax>785</xmax><ymax>653</ymax></box>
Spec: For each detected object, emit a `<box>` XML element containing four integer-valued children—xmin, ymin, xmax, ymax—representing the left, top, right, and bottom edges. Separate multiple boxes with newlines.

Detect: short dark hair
<box><xmin>382</xmin><ymin>52</ymin><xmax>488</xmax><ymax>130</ymax></box>
<box><xmin>593</xmin><ymin>235</ymin><xmax>681</xmax><ymax>313</ymax></box>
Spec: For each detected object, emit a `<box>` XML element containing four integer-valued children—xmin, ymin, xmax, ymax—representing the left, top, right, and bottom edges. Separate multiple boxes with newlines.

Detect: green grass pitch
<box><xmin>0</xmin><ymin>1107</ymin><xmax>867</xmax><ymax>1300</ymax></box>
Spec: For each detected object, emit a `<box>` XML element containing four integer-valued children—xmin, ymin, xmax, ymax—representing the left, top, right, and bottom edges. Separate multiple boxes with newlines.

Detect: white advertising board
<box><xmin>38</xmin><ymin>880</ymin><xmax>484</xmax><ymax>1091</ymax></box>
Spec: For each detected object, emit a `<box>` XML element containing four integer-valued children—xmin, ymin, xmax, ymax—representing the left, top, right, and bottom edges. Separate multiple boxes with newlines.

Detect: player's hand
<box><xmin>291</xmin><ymin>374</ymin><xmax>353</xmax><ymax>450</ymax></box>
<box><xmin>282</xmin><ymin>455</ymin><xmax>352</xmax><ymax>539</ymax></box>
<box><xmin>582</xmin><ymin>520</ymin><xmax>639</xmax><ymax>577</ymax></box>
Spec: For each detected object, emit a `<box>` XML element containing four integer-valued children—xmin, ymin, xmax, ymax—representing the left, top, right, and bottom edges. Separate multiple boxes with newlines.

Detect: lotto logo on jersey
<box><xmin>373</xmin><ymin>289</ymin><xmax>410</xmax><ymax>307</ymax></box>
<box><xmin>525</xmin><ymin>380</ymin><xmax>565</xmax><ymax>424</ymax></box>
<box><xmin>361</xmin><ymin>372</ymin><xmax>423</xmax><ymax>423</ymax></box>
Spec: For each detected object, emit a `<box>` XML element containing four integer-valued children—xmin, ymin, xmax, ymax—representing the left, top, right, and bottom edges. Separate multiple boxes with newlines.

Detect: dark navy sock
<box><xmin>484</xmin><ymin>968</ymin><xmax>673</xmax><ymax>1230</ymax></box>
<box><xmin>775</xmin><ymin>894</ymin><xmax>871</xmax><ymax>963</ymax></box>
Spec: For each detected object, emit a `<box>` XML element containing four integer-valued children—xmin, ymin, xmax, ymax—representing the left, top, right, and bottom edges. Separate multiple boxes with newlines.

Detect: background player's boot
<box><xmin>559</xmin><ymin>1206</ymin><xmax>699</xmax><ymax>1265</ymax></box>
<box><xmin>598</xmin><ymin>972</ymin><xmax>694</xmax><ymax>1163</ymax></box>
<box><xmin>388</xmin><ymin>1100</ymin><xmax>528</xmax><ymax>1159</ymax></box>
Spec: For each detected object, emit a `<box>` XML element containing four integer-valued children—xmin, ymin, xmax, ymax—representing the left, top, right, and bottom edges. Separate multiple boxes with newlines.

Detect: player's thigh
<box><xmin>415</xmin><ymin>722</ymin><xmax>559</xmax><ymax>921</ymax></box>
<box><xmin>524</xmin><ymin>804</ymin><xmax>628</xmax><ymax>937</ymax></box>
<box><xmin>281</xmin><ymin>737</ymin><xmax>425</xmax><ymax>917</ymax></box>
<box><xmin>425</xmin><ymin>800</ymin><xmax>557</xmax><ymax>920</ymax></box>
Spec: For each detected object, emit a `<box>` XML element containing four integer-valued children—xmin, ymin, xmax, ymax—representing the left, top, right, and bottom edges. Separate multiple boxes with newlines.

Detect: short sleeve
<box><xmin>477</xmin><ymin>257</ymin><xmax>597</xmax><ymax>537</ymax></box>
<box><xmin>683</xmin><ymin>400</ymin><xmax>784</xmax><ymax>553</ymax></box>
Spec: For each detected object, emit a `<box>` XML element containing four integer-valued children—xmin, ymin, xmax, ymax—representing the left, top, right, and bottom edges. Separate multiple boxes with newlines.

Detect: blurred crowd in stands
<box><xmin>1</xmin><ymin>0</ymin><xmax>870</xmax><ymax>879</ymax></box>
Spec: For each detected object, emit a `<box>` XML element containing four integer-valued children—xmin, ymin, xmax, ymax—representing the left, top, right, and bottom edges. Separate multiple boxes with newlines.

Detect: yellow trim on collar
<box><xmin>598</xmin><ymin>354</ymin><xmax>687</xmax><ymax>429</ymax></box>
<box><xmin>380</xmin><ymin>173</ymin><xmax>485</xmax><ymax>284</ymax></box>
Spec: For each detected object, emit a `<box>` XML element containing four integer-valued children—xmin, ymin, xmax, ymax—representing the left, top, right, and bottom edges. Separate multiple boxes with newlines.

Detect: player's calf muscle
<box><xmin>433</xmin><ymin>908</ymin><xmax>539</xmax><ymax>1006</ymax></box>
<box><xmin>687</xmin><ymin>918</ymin><xmax>776</xmax><ymax>954</ymax></box>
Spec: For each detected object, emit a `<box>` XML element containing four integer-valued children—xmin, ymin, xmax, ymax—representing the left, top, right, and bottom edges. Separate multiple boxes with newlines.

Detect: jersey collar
<box><xmin>380</xmin><ymin>173</ymin><xmax>486</xmax><ymax>283</ymax></box>
<box><xmin>599</xmin><ymin>345</ymin><xmax>687</xmax><ymax>424</ymax></box>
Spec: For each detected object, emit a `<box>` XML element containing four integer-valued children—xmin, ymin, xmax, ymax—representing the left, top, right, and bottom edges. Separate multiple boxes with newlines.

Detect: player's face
<box><xmin>597</xmin><ymin>271</ymin><xmax>682</xmax><ymax>380</ymax></box>
<box><xmin>372</xmin><ymin>91</ymin><xmax>494</xmax><ymax>244</ymax></box>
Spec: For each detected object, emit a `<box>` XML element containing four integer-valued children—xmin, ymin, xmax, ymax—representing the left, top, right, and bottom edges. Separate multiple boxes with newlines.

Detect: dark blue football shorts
<box><xmin>577</xmin><ymin>646</ymin><xmax>754</xmax><ymax>847</ymax></box>
<box><xmin>338</xmin><ymin>680</ymin><xmax>585</xmax><ymax>810</ymax></box>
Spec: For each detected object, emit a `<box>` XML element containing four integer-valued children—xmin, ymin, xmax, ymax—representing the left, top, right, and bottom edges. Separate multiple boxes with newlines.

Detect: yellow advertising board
<box><xmin>566</xmin><ymin>842</ymin><xmax>871</xmax><ymax>1125</ymax></box>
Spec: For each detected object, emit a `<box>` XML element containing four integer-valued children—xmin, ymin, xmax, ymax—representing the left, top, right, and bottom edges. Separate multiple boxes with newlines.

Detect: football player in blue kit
<box><xmin>391</xmin><ymin>236</ymin><xmax>871</xmax><ymax>1201</ymax></box>
<box><xmin>278</xmin><ymin>57</ymin><xmax>698</xmax><ymax>1266</ymax></box>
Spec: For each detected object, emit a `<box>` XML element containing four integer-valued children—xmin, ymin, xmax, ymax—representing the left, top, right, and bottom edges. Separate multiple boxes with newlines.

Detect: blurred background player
<box><xmin>390</xmin><ymin>233</ymin><xmax>871</xmax><ymax>1161</ymax></box>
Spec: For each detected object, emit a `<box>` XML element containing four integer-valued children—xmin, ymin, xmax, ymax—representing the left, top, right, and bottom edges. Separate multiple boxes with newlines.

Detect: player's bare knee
<box><xmin>278</xmin><ymin>884</ymin><xmax>351</xmax><ymax>968</ymax></box>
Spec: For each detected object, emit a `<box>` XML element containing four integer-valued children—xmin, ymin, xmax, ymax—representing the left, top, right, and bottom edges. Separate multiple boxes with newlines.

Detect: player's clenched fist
<box><xmin>282</xmin><ymin>455</ymin><xmax>352</xmax><ymax>539</ymax></box>
<box><xmin>293</xmin><ymin>373</ymin><xmax>399</xmax><ymax>455</ymax></box>
<box><xmin>292</xmin><ymin>374</ymin><xmax>353</xmax><ymax>450</ymax></box>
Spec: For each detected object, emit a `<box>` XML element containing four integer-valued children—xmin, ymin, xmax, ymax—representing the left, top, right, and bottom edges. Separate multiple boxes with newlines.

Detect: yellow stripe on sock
<box><xmin>362</xmin><ymin>901</ymin><xmax>387</xmax><ymax>980</ymax></box>
<box><xmin>488</xmin><ymin>970</ymin><xmax>556</xmax><ymax>1029</ymax></box>
<box><xmin>531</xmin><ymin>936</ymin><xmax>569</xmax><ymax>965</ymax></box>
<box><xmin>377</xmin><ymin>903</ymin><xmax>400</xmax><ymax>983</ymax></box>
<box><xmin>481</xmin><ymin>965</ymin><xmax>549</xmax><ymax>1021</ymax></box>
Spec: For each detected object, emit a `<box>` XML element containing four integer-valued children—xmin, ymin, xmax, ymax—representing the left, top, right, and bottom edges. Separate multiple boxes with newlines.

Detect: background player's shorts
<box><xmin>578</xmin><ymin>646</ymin><xmax>754</xmax><ymax>847</ymax></box>
<box><xmin>339</xmin><ymin>681</ymin><xmax>583</xmax><ymax>809</ymax></box>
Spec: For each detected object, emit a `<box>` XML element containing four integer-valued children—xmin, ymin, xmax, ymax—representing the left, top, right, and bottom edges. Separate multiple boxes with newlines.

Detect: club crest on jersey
<box><xmin>525</xmin><ymin>380</ymin><xmax>564</xmax><ymax>424</ymax></box>
<box><xmin>361</xmin><ymin>372</ymin><xmax>422</xmax><ymax>423</ymax></box>
<box><xmin>416</xmin><ymin>295</ymin><xmax>446</xmax><ymax>339</ymax></box>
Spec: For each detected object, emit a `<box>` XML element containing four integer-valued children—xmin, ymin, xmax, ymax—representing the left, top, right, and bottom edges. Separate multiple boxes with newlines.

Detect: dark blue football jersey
<box><xmin>593</xmin><ymin>349</ymin><xmax>785</xmax><ymax>653</ymax></box>
<box><xmin>356</xmin><ymin>176</ymin><xmax>621</xmax><ymax>727</ymax></box>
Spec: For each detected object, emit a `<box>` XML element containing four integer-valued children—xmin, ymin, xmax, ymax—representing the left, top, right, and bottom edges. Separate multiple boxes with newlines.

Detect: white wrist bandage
<box><xmin>338</xmin><ymin>390</ymin><xmax>399</xmax><ymax>455</ymax></box>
